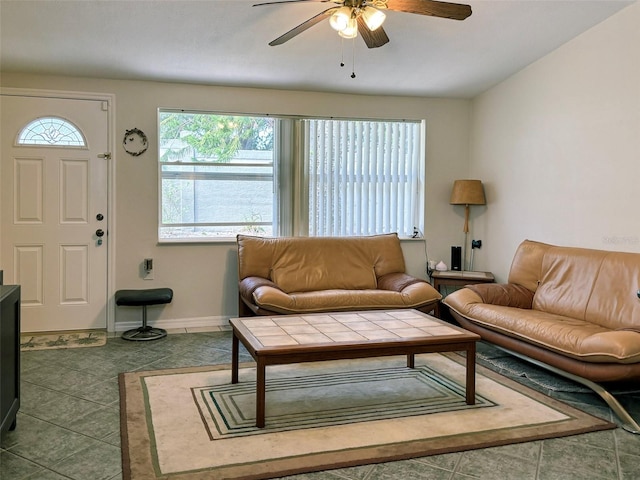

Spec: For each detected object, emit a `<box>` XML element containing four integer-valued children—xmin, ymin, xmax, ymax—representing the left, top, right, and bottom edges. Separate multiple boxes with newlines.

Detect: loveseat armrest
<box><xmin>239</xmin><ymin>276</ymin><xmax>282</xmax><ymax>300</ymax></box>
<box><xmin>466</xmin><ymin>283</ymin><xmax>534</xmax><ymax>309</ymax></box>
<box><xmin>238</xmin><ymin>276</ymin><xmax>293</xmax><ymax>315</ymax></box>
<box><xmin>444</xmin><ymin>283</ymin><xmax>534</xmax><ymax>314</ymax></box>
<box><xmin>377</xmin><ymin>272</ymin><xmax>426</xmax><ymax>292</ymax></box>
<box><xmin>377</xmin><ymin>272</ymin><xmax>442</xmax><ymax>308</ymax></box>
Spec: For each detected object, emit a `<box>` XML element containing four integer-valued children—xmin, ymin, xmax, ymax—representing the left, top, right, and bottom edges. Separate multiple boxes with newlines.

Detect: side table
<box><xmin>431</xmin><ymin>270</ymin><xmax>495</xmax><ymax>318</ymax></box>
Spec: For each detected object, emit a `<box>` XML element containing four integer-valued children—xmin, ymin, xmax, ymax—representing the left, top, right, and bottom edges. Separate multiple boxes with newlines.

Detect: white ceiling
<box><xmin>0</xmin><ymin>0</ymin><xmax>634</xmax><ymax>98</ymax></box>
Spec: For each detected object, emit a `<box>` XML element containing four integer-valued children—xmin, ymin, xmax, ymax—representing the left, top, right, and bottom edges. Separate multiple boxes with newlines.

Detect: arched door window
<box><xmin>17</xmin><ymin>116</ymin><xmax>87</xmax><ymax>147</ymax></box>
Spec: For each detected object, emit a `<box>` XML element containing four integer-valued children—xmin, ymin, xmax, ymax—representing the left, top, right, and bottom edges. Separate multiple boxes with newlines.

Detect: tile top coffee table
<box><xmin>230</xmin><ymin>309</ymin><xmax>480</xmax><ymax>427</ymax></box>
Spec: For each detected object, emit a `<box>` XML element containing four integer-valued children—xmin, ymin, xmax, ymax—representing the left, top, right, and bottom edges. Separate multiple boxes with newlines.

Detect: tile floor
<box><xmin>1</xmin><ymin>328</ymin><xmax>640</xmax><ymax>480</ymax></box>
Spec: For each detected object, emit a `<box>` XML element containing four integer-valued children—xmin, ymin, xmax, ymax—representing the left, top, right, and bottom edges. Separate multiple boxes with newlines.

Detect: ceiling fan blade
<box><xmin>253</xmin><ymin>0</ymin><xmax>331</xmax><ymax>6</ymax></box>
<box><xmin>357</xmin><ymin>17</ymin><xmax>390</xmax><ymax>49</ymax></box>
<box><xmin>268</xmin><ymin>9</ymin><xmax>336</xmax><ymax>46</ymax></box>
<box><xmin>384</xmin><ymin>0</ymin><xmax>472</xmax><ymax>20</ymax></box>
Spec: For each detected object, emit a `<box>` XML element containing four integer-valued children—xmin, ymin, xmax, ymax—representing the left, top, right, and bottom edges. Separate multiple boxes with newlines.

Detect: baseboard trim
<box><xmin>114</xmin><ymin>315</ymin><xmax>230</xmax><ymax>333</ymax></box>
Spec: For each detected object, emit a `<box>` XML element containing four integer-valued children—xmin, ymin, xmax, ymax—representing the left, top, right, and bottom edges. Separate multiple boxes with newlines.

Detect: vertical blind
<box><xmin>304</xmin><ymin>119</ymin><xmax>421</xmax><ymax>237</ymax></box>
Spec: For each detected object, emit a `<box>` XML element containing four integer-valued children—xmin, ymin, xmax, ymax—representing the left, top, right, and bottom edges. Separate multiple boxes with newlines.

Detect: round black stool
<box><xmin>115</xmin><ymin>288</ymin><xmax>173</xmax><ymax>341</ymax></box>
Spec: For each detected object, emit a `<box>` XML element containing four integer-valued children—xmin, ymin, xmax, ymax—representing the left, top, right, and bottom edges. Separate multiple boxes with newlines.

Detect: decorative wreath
<box><xmin>122</xmin><ymin>128</ymin><xmax>148</xmax><ymax>156</ymax></box>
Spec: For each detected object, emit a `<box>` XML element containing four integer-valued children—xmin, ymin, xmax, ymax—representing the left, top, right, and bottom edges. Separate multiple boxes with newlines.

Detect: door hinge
<box><xmin>98</xmin><ymin>153</ymin><xmax>112</xmax><ymax>160</ymax></box>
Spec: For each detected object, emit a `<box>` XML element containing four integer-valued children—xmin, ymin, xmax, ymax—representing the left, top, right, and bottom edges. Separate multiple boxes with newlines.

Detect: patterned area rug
<box><xmin>198</xmin><ymin>363</ymin><xmax>497</xmax><ymax>438</ymax></box>
<box><xmin>20</xmin><ymin>330</ymin><xmax>107</xmax><ymax>351</ymax></box>
<box><xmin>119</xmin><ymin>353</ymin><xmax>615</xmax><ymax>480</ymax></box>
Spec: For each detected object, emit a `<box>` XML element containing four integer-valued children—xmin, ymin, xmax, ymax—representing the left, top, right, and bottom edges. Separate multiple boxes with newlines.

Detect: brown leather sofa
<box><xmin>236</xmin><ymin>233</ymin><xmax>441</xmax><ymax>317</ymax></box>
<box><xmin>444</xmin><ymin>240</ymin><xmax>640</xmax><ymax>433</ymax></box>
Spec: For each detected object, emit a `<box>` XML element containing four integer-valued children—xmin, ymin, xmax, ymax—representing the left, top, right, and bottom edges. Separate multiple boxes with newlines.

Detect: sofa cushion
<box><xmin>533</xmin><ymin>246</ymin><xmax>607</xmax><ymax>320</ymax></box>
<box><xmin>585</xmin><ymin>250</ymin><xmax>640</xmax><ymax>331</ymax></box>
<box><xmin>270</xmin><ymin>240</ymin><xmax>377</xmax><ymax>293</ymax></box>
<box><xmin>251</xmin><ymin>284</ymin><xmax>439</xmax><ymax>315</ymax></box>
<box><xmin>507</xmin><ymin>240</ymin><xmax>551</xmax><ymax>292</ymax></box>
<box><xmin>237</xmin><ymin>233</ymin><xmax>407</xmax><ymax>294</ymax></box>
<box><xmin>512</xmin><ymin>241</ymin><xmax>640</xmax><ymax>331</ymax></box>
<box><xmin>505</xmin><ymin>240</ymin><xmax>640</xmax><ymax>331</ymax></box>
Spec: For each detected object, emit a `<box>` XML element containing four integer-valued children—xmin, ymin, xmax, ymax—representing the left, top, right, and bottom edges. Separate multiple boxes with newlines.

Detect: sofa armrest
<box><xmin>466</xmin><ymin>283</ymin><xmax>535</xmax><ymax>309</ymax></box>
<box><xmin>239</xmin><ymin>276</ymin><xmax>282</xmax><ymax>301</ymax></box>
<box><xmin>377</xmin><ymin>272</ymin><xmax>441</xmax><ymax>309</ymax></box>
<box><xmin>377</xmin><ymin>272</ymin><xmax>427</xmax><ymax>292</ymax></box>
<box><xmin>444</xmin><ymin>283</ymin><xmax>534</xmax><ymax>316</ymax></box>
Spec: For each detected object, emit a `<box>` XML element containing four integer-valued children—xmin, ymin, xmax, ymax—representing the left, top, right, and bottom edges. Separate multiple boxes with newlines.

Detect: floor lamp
<box><xmin>450</xmin><ymin>179</ymin><xmax>486</xmax><ymax>271</ymax></box>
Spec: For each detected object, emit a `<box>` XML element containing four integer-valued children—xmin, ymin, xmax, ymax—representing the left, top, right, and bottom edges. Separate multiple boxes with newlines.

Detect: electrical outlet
<box><xmin>143</xmin><ymin>258</ymin><xmax>154</xmax><ymax>280</ymax></box>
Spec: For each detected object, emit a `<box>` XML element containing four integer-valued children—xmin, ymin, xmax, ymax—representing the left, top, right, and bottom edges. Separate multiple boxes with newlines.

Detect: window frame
<box><xmin>16</xmin><ymin>116</ymin><xmax>87</xmax><ymax>148</ymax></box>
<box><xmin>157</xmin><ymin>109</ymin><xmax>425</xmax><ymax>243</ymax></box>
<box><xmin>297</xmin><ymin>118</ymin><xmax>424</xmax><ymax>237</ymax></box>
<box><xmin>158</xmin><ymin>109</ymin><xmax>278</xmax><ymax>242</ymax></box>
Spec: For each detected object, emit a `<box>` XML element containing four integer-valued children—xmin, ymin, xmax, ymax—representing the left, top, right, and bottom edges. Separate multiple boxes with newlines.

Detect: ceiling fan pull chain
<box><xmin>351</xmin><ymin>38</ymin><xmax>356</xmax><ymax>78</ymax></box>
<box><xmin>340</xmin><ymin>36</ymin><xmax>345</xmax><ymax>67</ymax></box>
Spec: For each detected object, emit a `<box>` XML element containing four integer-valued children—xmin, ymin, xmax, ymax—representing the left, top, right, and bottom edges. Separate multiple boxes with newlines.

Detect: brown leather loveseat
<box><xmin>444</xmin><ymin>240</ymin><xmax>640</xmax><ymax>433</ymax></box>
<box><xmin>237</xmin><ymin>233</ymin><xmax>441</xmax><ymax>317</ymax></box>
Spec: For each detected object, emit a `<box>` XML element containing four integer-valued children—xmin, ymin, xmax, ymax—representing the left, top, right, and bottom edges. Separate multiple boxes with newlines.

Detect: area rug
<box><xmin>20</xmin><ymin>330</ymin><xmax>107</xmax><ymax>351</ymax></box>
<box><xmin>119</xmin><ymin>353</ymin><xmax>615</xmax><ymax>480</ymax></box>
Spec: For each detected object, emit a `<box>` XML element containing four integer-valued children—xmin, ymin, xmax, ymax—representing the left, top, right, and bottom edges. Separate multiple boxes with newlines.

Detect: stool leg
<box><xmin>122</xmin><ymin>305</ymin><xmax>168</xmax><ymax>341</ymax></box>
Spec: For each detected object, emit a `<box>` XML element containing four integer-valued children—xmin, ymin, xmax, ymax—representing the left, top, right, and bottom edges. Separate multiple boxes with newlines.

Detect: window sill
<box><xmin>157</xmin><ymin>237</ymin><xmax>237</xmax><ymax>245</ymax></box>
<box><xmin>157</xmin><ymin>234</ymin><xmax>424</xmax><ymax>245</ymax></box>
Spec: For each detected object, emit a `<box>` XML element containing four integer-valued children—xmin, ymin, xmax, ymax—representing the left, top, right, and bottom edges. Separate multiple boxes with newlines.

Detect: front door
<box><xmin>1</xmin><ymin>94</ymin><xmax>110</xmax><ymax>332</ymax></box>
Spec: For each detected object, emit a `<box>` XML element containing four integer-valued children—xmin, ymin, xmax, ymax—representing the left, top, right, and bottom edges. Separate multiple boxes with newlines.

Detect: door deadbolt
<box><xmin>96</xmin><ymin>213</ymin><xmax>104</xmax><ymax>221</ymax></box>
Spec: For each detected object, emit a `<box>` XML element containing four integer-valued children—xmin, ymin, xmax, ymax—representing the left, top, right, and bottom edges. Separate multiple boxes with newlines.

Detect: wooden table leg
<box><xmin>466</xmin><ymin>342</ymin><xmax>476</xmax><ymax>405</ymax></box>
<box><xmin>256</xmin><ymin>359</ymin><xmax>266</xmax><ymax>428</ymax></box>
<box><xmin>231</xmin><ymin>332</ymin><xmax>239</xmax><ymax>384</ymax></box>
<box><xmin>407</xmin><ymin>353</ymin><xmax>415</xmax><ymax>368</ymax></box>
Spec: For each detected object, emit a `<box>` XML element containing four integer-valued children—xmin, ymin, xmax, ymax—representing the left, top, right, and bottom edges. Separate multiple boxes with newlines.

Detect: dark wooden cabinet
<box><xmin>1</xmin><ymin>285</ymin><xmax>20</xmax><ymax>434</ymax></box>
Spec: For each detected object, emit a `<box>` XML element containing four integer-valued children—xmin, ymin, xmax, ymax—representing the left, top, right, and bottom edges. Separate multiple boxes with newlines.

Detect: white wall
<box><xmin>469</xmin><ymin>2</ymin><xmax>640</xmax><ymax>282</ymax></box>
<box><xmin>0</xmin><ymin>74</ymin><xmax>471</xmax><ymax>328</ymax></box>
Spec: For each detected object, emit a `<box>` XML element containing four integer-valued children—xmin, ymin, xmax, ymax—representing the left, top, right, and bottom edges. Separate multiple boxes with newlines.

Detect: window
<box><xmin>158</xmin><ymin>110</ymin><xmax>424</xmax><ymax>241</ymax></box>
<box><xmin>303</xmin><ymin>119</ymin><xmax>422</xmax><ymax>237</ymax></box>
<box><xmin>159</xmin><ymin>112</ymin><xmax>275</xmax><ymax>239</ymax></box>
<box><xmin>17</xmin><ymin>116</ymin><xmax>86</xmax><ymax>147</ymax></box>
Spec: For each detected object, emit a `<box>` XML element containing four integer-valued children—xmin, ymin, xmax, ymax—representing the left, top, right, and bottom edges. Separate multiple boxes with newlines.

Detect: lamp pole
<box><xmin>450</xmin><ymin>179</ymin><xmax>486</xmax><ymax>272</ymax></box>
<box><xmin>463</xmin><ymin>204</ymin><xmax>470</xmax><ymax>271</ymax></box>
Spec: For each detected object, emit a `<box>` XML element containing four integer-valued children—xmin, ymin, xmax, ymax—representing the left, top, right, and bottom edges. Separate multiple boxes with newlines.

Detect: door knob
<box><xmin>96</xmin><ymin>229</ymin><xmax>105</xmax><ymax>237</ymax></box>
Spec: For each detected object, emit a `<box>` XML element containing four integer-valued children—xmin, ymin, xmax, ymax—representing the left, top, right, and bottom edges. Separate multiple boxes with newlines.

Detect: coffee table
<box><xmin>230</xmin><ymin>309</ymin><xmax>480</xmax><ymax>427</ymax></box>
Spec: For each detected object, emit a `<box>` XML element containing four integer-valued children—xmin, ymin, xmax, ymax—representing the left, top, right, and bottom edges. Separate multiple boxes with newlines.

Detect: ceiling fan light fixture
<box><xmin>361</xmin><ymin>7</ymin><xmax>386</xmax><ymax>31</ymax></box>
<box><xmin>329</xmin><ymin>7</ymin><xmax>352</xmax><ymax>32</ymax></box>
<box><xmin>338</xmin><ymin>17</ymin><xmax>358</xmax><ymax>38</ymax></box>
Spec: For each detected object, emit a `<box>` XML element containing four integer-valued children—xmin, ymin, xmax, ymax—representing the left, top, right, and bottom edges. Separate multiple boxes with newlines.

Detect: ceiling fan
<box><xmin>253</xmin><ymin>0</ymin><xmax>472</xmax><ymax>49</ymax></box>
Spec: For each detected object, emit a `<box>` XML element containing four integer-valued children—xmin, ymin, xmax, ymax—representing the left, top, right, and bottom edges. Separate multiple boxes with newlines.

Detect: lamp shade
<box><xmin>450</xmin><ymin>179</ymin><xmax>486</xmax><ymax>205</ymax></box>
<box><xmin>330</xmin><ymin>7</ymin><xmax>352</xmax><ymax>31</ymax></box>
<box><xmin>338</xmin><ymin>17</ymin><xmax>358</xmax><ymax>38</ymax></box>
<box><xmin>361</xmin><ymin>7</ymin><xmax>386</xmax><ymax>31</ymax></box>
